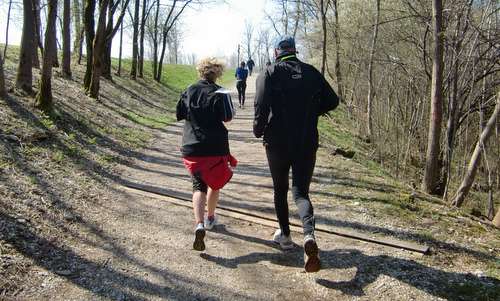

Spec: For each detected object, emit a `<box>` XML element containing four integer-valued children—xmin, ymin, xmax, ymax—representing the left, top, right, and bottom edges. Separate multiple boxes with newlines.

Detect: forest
<box><xmin>247</xmin><ymin>0</ymin><xmax>500</xmax><ymax>223</ymax></box>
<box><xmin>1</xmin><ymin>0</ymin><xmax>498</xmax><ymax>219</ymax></box>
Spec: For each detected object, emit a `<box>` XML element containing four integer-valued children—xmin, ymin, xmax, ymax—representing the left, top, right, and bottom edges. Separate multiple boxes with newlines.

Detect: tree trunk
<box><xmin>51</xmin><ymin>34</ymin><xmax>59</xmax><ymax>68</ymax></box>
<box><xmin>32</xmin><ymin>0</ymin><xmax>42</xmax><ymax>69</ymax></box>
<box><xmin>333</xmin><ymin>0</ymin><xmax>343</xmax><ymax>102</ymax></box>
<box><xmin>88</xmin><ymin>0</ymin><xmax>109</xmax><ymax>99</ymax></box>
<box><xmin>102</xmin><ymin>41</ymin><xmax>112</xmax><ymax>79</ymax></box>
<box><xmin>77</xmin><ymin>0</ymin><xmax>85</xmax><ymax>65</ymax></box>
<box><xmin>101</xmin><ymin>0</ymin><xmax>130</xmax><ymax>79</ymax></box>
<box><xmin>154</xmin><ymin>0</ymin><xmax>190</xmax><ymax>81</ymax></box>
<box><xmin>422</xmin><ymin>0</ymin><xmax>444</xmax><ymax>195</ymax></box>
<box><xmin>291</xmin><ymin>1</ymin><xmax>300</xmax><ymax>39</ymax></box>
<box><xmin>319</xmin><ymin>0</ymin><xmax>327</xmax><ymax>75</ymax></box>
<box><xmin>16</xmin><ymin>0</ymin><xmax>36</xmax><ymax>93</ymax></box>
<box><xmin>0</xmin><ymin>53</ymin><xmax>6</xmax><ymax>98</ymax></box>
<box><xmin>101</xmin><ymin>1</ymin><xmax>114</xmax><ymax>80</ymax></box>
<box><xmin>73</xmin><ymin>0</ymin><xmax>82</xmax><ymax>54</ymax></box>
<box><xmin>62</xmin><ymin>0</ymin><xmax>72</xmax><ymax>78</ymax></box>
<box><xmin>156</xmin><ymin>29</ymin><xmax>168</xmax><ymax>82</ymax></box>
<box><xmin>442</xmin><ymin>19</ymin><xmax>463</xmax><ymax>201</ymax></box>
<box><xmin>78</xmin><ymin>30</ymin><xmax>84</xmax><ymax>64</ymax></box>
<box><xmin>451</xmin><ymin>92</ymin><xmax>500</xmax><ymax>207</ymax></box>
<box><xmin>35</xmin><ymin>0</ymin><xmax>58</xmax><ymax>113</ymax></box>
<box><xmin>130</xmin><ymin>0</ymin><xmax>140</xmax><ymax>79</ymax></box>
<box><xmin>3</xmin><ymin>0</ymin><xmax>12</xmax><ymax>58</ymax></box>
<box><xmin>152</xmin><ymin>0</ymin><xmax>159</xmax><ymax>78</ymax></box>
<box><xmin>117</xmin><ymin>14</ymin><xmax>123</xmax><ymax>76</ymax></box>
<box><xmin>366</xmin><ymin>0</ymin><xmax>380</xmax><ymax>139</ymax></box>
<box><xmin>83</xmin><ymin>0</ymin><xmax>96</xmax><ymax>89</ymax></box>
<box><xmin>138</xmin><ymin>0</ymin><xmax>147</xmax><ymax>78</ymax></box>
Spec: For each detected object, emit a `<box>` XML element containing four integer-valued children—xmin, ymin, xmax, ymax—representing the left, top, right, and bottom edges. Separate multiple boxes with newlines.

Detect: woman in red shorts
<box><xmin>176</xmin><ymin>58</ymin><xmax>237</xmax><ymax>251</ymax></box>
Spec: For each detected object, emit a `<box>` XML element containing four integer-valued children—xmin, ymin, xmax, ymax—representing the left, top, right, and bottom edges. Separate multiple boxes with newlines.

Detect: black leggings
<box><xmin>236</xmin><ymin>81</ymin><xmax>246</xmax><ymax>106</ymax></box>
<box><xmin>266</xmin><ymin>147</ymin><xmax>316</xmax><ymax>237</ymax></box>
<box><xmin>192</xmin><ymin>172</ymin><xmax>207</xmax><ymax>193</ymax></box>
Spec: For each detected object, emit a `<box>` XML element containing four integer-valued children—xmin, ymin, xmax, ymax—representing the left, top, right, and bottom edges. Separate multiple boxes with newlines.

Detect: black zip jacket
<box><xmin>253</xmin><ymin>56</ymin><xmax>339</xmax><ymax>155</ymax></box>
<box><xmin>176</xmin><ymin>80</ymin><xmax>234</xmax><ymax>157</ymax></box>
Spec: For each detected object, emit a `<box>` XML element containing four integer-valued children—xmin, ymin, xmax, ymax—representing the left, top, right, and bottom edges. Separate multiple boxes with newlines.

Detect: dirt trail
<box><xmin>39</xmin><ymin>76</ymin><xmax>480</xmax><ymax>300</ymax></box>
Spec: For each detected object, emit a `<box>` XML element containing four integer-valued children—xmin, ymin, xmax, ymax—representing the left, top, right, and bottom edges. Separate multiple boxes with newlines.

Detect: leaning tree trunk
<box><xmin>62</xmin><ymin>0</ymin><xmax>72</xmax><ymax>78</ymax></box>
<box><xmin>16</xmin><ymin>0</ymin><xmax>36</xmax><ymax>93</ymax></box>
<box><xmin>138</xmin><ymin>0</ymin><xmax>147</xmax><ymax>78</ymax></box>
<box><xmin>88</xmin><ymin>0</ymin><xmax>109</xmax><ymax>99</ymax></box>
<box><xmin>35</xmin><ymin>0</ymin><xmax>58</xmax><ymax>113</ymax></box>
<box><xmin>422</xmin><ymin>0</ymin><xmax>444</xmax><ymax>195</ymax></box>
<box><xmin>493</xmin><ymin>208</ymin><xmax>500</xmax><ymax>228</ymax></box>
<box><xmin>451</xmin><ymin>92</ymin><xmax>500</xmax><ymax>207</ymax></box>
<box><xmin>83</xmin><ymin>0</ymin><xmax>96</xmax><ymax>89</ymax></box>
<box><xmin>366</xmin><ymin>0</ymin><xmax>381</xmax><ymax>139</ymax></box>
<box><xmin>130</xmin><ymin>0</ymin><xmax>140</xmax><ymax>79</ymax></box>
<box><xmin>0</xmin><ymin>53</ymin><xmax>6</xmax><ymax>98</ymax></box>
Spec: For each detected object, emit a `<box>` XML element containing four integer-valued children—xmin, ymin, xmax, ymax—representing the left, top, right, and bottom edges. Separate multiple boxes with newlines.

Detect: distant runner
<box><xmin>176</xmin><ymin>58</ymin><xmax>237</xmax><ymax>251</ymax></box>
<box><xmin>235</xmin><ymin>61</ymin><xmax>248</xmax><ymax>109</ymax></box>
<box><xmin>247</xmin><ymin>58</ymin><xmax>255</xmax><ymax>76</ymax></box>
<box><xmin>253</xmin><ymin>37</ymin><xmax>339</xmax><ymax>272</ymax></box>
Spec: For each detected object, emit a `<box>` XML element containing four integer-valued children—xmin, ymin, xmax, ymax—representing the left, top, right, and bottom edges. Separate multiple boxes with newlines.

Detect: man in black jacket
<box><xmin>253</xmin><ymin>37</ymin><xmax>339</xmax><ymax>272</ymax></box>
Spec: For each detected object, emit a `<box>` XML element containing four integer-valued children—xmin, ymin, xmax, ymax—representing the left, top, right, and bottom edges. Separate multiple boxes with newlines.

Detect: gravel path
<box><xmin>37</xmin><ymin>76</ymin><xmax>495</xmax><ymax>301</ymax></box>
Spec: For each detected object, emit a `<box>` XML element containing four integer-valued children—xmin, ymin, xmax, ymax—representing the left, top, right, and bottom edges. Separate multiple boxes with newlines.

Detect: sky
<box><xmin>0</xmin><ymin>0</ymin><xmax>270</xmax><ymax>63</ymax></box>
<box><xmin>182</xmin><ymin>0</ymin><xmax>268</xmax><ymax>59</ymax></box>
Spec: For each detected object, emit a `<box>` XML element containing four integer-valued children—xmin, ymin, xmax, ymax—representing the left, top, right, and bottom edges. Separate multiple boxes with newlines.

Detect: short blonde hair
<box><xmin>196</xmin><ymin>57</ymin><xmax>225</xmax><ymax>82</ymax></box>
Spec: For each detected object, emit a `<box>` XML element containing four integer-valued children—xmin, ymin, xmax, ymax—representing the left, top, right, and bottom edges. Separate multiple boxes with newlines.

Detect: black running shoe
<box><xmin>304</xmin><ymin>235</ymin><xmax>320</xmax><ymax>272</ymax></box>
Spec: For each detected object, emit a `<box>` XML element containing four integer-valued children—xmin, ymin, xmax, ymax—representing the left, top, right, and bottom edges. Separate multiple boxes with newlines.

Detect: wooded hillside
<box><xmin>246</xmin><ymin>0</ymin><xmax>499</xmax><ymax>222</ymax></box>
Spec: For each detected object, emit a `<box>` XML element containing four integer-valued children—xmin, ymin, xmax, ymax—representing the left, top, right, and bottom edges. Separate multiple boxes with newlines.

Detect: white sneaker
<box><xmin>204</xmin><ymin>215</ymin><xmax>218</xmax><ymax>230</ymax></box>
<box><xmin>272</xmin><ymin>229</ymin><xmax>294</xmax><ymax>250</ymax></box>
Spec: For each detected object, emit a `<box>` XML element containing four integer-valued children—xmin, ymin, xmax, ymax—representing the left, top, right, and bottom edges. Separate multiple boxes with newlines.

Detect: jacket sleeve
<box><xmin>253</xmin><ymin>71</ymin><xmax>272</xmax><ymax>138</ymax></box>
<box><xmin>318</xmin><ymin>75</ymin><xmax>340</xmax><ymax>116</ymax></box>
<box><xmin>215</xmin><ymin>92</ymin><xmax>236</xmax><ymax>122</ymax></box>
<box><xmin>176</xmin><ymin>91</ymin><xmax>188</xmax><ymax>121</ymax></box>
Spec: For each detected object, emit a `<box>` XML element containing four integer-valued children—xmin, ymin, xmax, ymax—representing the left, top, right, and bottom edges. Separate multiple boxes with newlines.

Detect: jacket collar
<box><xmin>277</xmin><ymin>54</ymin><xmax>298</xmax><ymax>62</ymax></box>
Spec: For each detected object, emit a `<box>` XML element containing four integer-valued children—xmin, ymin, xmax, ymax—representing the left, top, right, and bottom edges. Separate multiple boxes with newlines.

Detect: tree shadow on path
<box><xmin>0</xmin><ymin>212</ymin><xmax>257</xmax><ymax>300</ymax></box>
<box><xmin>200</xmin><ymin>228</ymin><xmax>500</xmax><ymax>300</ymax></box>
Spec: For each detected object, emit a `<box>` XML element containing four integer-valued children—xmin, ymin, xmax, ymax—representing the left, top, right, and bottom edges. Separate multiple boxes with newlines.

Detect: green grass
<box><xmin>318</xmin><ymin>104</ymin><xmax>392</xmax><ymax>178</ymax></box>
<box><xmin>160</xmin><ymin>64</ymin><xmax>198</xmax><ymax>92</ymax></box>
<box><xmin>218</xmin><ymin>68</ymin><xmax>236</xmax><ymax>87</ymax></box>
<box><xmin>124</xmin><ymin>111</ymin><xmax>174</xmax><ymax>129</ymax></box>
<box><xmin>103</xmin><ymin>126</ymin><xmax>152</xmax><ymax>148</ymax></box>
<box><xmin>111</xmin><ymin>58</ymin><xmax>234</xmax><ymax>93</ymax></box>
